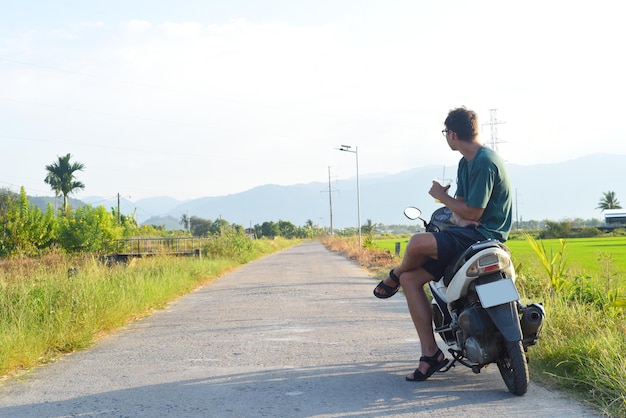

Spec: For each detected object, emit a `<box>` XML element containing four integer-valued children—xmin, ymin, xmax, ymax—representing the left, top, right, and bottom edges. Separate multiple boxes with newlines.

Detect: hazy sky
<box><xmin>2</xmin><ymin>0</ymin><xmax>624</xmax><ymax>203</ymax></box>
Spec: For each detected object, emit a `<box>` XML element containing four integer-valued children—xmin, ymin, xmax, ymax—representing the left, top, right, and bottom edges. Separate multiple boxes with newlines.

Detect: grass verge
<box><xmin>0</xmin><ymin>237</ymin><xmax>297</xmax><ymax>378</ymax></box>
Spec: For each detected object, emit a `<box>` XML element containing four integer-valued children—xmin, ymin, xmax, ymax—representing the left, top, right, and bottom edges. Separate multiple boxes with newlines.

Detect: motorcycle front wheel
<box><xmin>497</xmin><ymin>340</ymin><xmax>529</xmax><ymax>396</ymax></box>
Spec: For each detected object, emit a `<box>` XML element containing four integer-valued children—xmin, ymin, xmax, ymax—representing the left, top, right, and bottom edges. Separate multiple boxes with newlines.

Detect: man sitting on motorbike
<box><xmin>373</xmin><ymin>106</ymin><xmax>513</xmax><ymax>381</ymax></box>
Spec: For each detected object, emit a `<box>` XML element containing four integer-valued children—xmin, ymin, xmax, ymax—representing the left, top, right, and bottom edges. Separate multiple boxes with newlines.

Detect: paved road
<box><xmin>0</xmin><ymin>242</ymin><xmax>598</xmax><ymax>417</ymax></box>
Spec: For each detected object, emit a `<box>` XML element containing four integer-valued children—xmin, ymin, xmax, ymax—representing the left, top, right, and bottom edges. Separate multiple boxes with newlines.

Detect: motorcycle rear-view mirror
<box><xmin>404</xmin><ymin>206</ymin><xmax>422</xmax><ymax>220</ymax></box>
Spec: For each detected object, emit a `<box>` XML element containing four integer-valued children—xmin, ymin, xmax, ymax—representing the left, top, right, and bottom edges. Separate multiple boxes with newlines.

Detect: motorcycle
<box><xmin>404</xmin><ymin>206</ymin><xmax>545</xmax><ymax>396</ymax></box>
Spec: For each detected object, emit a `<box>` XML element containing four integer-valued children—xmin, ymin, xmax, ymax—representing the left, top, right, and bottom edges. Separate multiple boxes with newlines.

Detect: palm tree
<box><xmin>361</xmin><ymin>219</ymin><xmax>375</xmax><ymax>235</ymax></box>
<box><xmin>596</xmin><ymin>191</ymin><xmax>622</xmax><ymax>212</ymax></box>
<box><xmin>179</xmin><ymin>213</ymin><xmax>190</xmax><ymax>232</ymax></box>
<box><xmin>44</xmin><ymin>153</ymin><xmax>85</xmax><ymax>215</ymax></box>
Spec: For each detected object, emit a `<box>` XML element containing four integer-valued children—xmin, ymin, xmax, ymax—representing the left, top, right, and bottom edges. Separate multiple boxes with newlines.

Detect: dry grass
<box><xmin>0</xmin><ymin>251</ymin><xmax>87</xmax><ymax>286</ymax></box>
<box><xmin>320</xmin><ymin>236</ymin><xmax>397</xmax><ymax>280</ymax></box>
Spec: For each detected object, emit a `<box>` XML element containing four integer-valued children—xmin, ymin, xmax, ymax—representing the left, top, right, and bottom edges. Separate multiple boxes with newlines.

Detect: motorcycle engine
<box><xmin>457</xmin><ymin>306</ymin><xmax>499</xmax><ymax>364</ymax></box>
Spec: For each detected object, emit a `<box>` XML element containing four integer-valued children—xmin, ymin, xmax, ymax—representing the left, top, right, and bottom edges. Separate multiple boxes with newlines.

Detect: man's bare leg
<box><xmin>399</xmin><ymin>268</ymin><xmax>445</xmax><ymax>379</ymax></box>
<box><xmin>374</xmin><ymin>232</ymin><xmax>446</xmax><ymax>377</ymax></box>
<box><xmin>374</xmin><ymin>233</ymin><xmax>438</xmax><ymax>297</ymax></box>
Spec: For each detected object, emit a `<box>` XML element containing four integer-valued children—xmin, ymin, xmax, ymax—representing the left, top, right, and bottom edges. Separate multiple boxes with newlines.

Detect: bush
<box><xmin>0</xmin><ymin>188</ymin><xmax>56</xmax><ymax>257</ymax></box>
<box><xmin>202</xmin><ymin>228</ymin><xmax>253</xmax><ymax>261</ymax></box>
<box><xmin>55</xmin><ymin>205</ymin><xmax>122</xmax><ymax>253</ymax></box>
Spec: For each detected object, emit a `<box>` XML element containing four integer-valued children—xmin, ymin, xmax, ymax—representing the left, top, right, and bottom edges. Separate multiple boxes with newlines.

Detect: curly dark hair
<box><xmin>444</xmin><ymin>107</ymin><xmax>479</xmax><ymax>141</ymax></box>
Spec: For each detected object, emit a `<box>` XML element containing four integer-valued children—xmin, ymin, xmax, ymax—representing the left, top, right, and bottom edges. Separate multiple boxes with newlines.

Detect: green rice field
<box><xmin>374</xmin><ymin>236</ymin><xmax>626</xmax><ymax>280</ymax></box>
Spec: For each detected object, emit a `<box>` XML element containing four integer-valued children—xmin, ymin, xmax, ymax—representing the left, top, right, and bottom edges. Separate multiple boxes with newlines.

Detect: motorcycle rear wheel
<box><xmin>497</xmin><ymin>340</ymin><xmax>529</xmax><ymax>396</ymax></box>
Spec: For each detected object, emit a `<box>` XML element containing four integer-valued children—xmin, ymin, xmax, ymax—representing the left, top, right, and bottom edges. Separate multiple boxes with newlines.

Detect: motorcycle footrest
<box><xmin>435</xmin><ymin>325</ymin><xmax>452</xmax><ymax>333</ymax></box>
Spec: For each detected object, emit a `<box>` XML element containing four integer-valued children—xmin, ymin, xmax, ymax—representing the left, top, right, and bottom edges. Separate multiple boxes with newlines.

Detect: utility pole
<box><xmin>328</xmin><ymin>166</ymin><xmax>334</xmax><ymax>235</ymax></box>
<box><xmin>337</xmin><ymin>145</ymin><xmax>361</xmax><ymax>247</ymax></box>
<box><xmin>117</xmin><ymin>193</ymin><xmax>121</xmax><ymax>225</ymax></box>
<box><xmin>516</xmin><ymin>188</ymin><xmax>519</xmax><ymax>229</ymax></box>
<box><xmin>322</xmin><ymin>166</ymin><xmax>339</xmax><ymax>235</ymax></box>
<box><xmin>483</xmin><ymin>109</ymin><xmax>505</xmax><ymax>152</ymax></box>
<box><xmin>515</xmin><ymin>188</ymin><xmax>524</xmax><ymax>229</ymax></box>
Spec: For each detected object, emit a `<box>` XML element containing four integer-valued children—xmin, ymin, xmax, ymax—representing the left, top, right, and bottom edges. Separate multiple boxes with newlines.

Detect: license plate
<box><xmin>475</xmin><ymin>279</ymin><xmax>519</xmax><ymax>308</ymax></box>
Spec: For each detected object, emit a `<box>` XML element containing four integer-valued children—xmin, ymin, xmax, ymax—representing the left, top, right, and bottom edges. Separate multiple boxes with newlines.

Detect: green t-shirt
<box><xmin>455</xmin><ymin>146</ymin><xmax>513</xmax><ymax>242</ymax></box>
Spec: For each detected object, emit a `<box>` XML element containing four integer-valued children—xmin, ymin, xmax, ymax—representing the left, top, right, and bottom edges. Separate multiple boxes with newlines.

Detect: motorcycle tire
<box><xmin>497</xmin><ymin>340</ymin><xmax>529</xmax><ymax>396</ymax></box>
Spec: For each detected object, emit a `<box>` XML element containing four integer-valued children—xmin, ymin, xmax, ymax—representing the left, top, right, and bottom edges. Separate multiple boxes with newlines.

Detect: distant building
<box><xmin>604</xmin><ymin>209</ymin><xmax>626</xmax><ymax>226</ymax></box>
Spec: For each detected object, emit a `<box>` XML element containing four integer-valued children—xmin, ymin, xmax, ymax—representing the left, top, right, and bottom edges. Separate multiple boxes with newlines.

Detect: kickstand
<box><xmin>440</xmin><ymin>349</ymin><xmax>473</xmax><ymax>373</ymax></box>
<box><xmin>442</xmin><ymin>349</ymin><xmax>482</xmax><ymax>373</ymax></box>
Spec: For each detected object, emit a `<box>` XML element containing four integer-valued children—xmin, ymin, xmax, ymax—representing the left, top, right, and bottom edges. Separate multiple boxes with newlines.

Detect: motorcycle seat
<box><xmin>442</xmin><ymin>239</ymin><xmax>509</xmax><ymax>286</ymax></box>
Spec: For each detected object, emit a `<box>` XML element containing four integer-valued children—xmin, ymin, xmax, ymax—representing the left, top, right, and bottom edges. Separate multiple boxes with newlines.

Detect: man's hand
<box><xmin>452</xmin><ymin>212</ymin><xmax>480</xmax><ymax>227</ymax></box>
<box><xmin>429</xmin><ymin>180</ymin><xmax>450</xmax><ymax>202</ymax></box>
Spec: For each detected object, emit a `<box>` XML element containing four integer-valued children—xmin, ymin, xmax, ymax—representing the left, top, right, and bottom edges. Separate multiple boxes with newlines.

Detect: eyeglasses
<box><xmin>441</xmin><ymin>129</ymin><xmax>450</xmax><ymax>137</ymax></box>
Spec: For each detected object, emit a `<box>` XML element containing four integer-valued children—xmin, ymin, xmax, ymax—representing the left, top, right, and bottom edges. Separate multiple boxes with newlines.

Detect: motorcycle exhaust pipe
<box><xmin>520</xmin><ymin>303</ymin><xmax>545</xmax><ymax>338</ymax></box>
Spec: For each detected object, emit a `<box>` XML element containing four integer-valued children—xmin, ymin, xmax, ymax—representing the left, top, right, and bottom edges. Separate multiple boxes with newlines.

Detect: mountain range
<box><xmin>69</xmin><ymin>153</ymin><xmax>623</xmax><ymax>230</ymax></box>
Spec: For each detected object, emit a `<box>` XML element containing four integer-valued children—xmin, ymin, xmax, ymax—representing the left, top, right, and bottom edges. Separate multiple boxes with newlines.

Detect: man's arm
<box><xmin>449</xmin><ymin>197</ymin><xmax>483</xmax><ymax>227</ymax></box>
<box><xmin>429</xmin><ymin>181</ymin><xmax>483</xmax><ymax>225</ymax></box>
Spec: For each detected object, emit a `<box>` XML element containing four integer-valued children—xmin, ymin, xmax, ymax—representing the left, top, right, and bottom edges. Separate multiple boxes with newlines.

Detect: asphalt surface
<box><xmin>0</xmin><ymin>241</ymin><xmax>599</xmax><ymax>417</ymax></box>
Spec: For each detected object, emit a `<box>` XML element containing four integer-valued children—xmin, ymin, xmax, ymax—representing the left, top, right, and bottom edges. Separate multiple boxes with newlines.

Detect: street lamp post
<box><xmin>338</xmin><ymin>145</ymin><xmax>361</xmax><ymax>247</ymax></box>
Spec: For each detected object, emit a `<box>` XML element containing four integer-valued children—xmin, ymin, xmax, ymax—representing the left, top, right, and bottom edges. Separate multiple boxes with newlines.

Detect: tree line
<box><xmin>0</xmin><ymin>185</ymin><xmax>328</xmax><ymax>257</ymax></box>
<box><xmin>0</xmin><ymin>154</ymin><xmax>327</xmax><ymax>257</ymax></box>
<box><xmin>179</xmin><ymin>214</ymin><xmax>323</xmax><ymax>240</ymax></box>
<box><xmin>2</xmin><ymin>152</ymin><xmax>623</xmax><ymax>257</ymax></box>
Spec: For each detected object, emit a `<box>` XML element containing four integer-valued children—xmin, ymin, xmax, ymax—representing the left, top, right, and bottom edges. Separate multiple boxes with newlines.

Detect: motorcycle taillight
<box><xmin>467</xmin><ymin>252</ymin><xmax>510</xmax><ymax>278</ymax></box>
